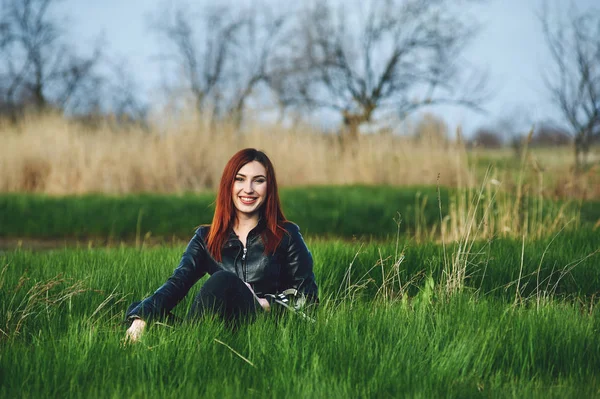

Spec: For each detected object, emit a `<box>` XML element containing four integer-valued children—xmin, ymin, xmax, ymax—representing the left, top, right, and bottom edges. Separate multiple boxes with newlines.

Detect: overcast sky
<box><xmin>57</xmin><ymin>0</ymin><xmax>598</xmax><ymax>136</ymax></box>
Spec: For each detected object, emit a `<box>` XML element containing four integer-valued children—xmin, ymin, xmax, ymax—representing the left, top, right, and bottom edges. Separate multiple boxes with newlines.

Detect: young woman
<box><xmin>125</xmin><ymin>148</ymin><xmax>318</xmax><ymax>342</ymax></box>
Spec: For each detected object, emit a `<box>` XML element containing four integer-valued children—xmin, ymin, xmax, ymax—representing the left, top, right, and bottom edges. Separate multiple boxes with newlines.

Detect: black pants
<box><xmin>187</xmin><ymin>270</ymin><xmax>260</xmax><ymax>325</ymax></box>
<box><xmin>127</xmin><ymin>270</ymin><xmax>260</xmax><ymax>327</ymax></box>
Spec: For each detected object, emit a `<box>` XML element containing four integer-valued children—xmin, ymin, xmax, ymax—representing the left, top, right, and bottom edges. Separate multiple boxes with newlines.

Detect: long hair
<box><xmin>206</xmin><ymin>148</ymin><xmax>287</xmax><ymax>261</ymax></box>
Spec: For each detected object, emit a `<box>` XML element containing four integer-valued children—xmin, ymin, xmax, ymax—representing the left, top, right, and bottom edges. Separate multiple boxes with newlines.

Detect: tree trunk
<box><xmin>581</xmin><ymin>132</ymin><xmax>590</xmax><ymax>169</ymax></box>
<box><xmin>574</xmin><ymin>134</ymin><xmax>582</xmax><ymax>172</ymax></box>
<box><xmin>341</xmin><ymin>109</ymin><xmax>372</xmax><ymax>154</ymax></box>
<box><xmin>575</xmin><ymin>130</ymin><xmax>591</xmax><ymax>172</ymax></box>
<box><xmin>32</xmin><ymin>83</ymin><xmax>46</xmax><ymax>111</ymax></box>
<box><xmin>340</xmin><ymin>115</ymin><xmax>361</xmax><ymax>155</ymax></box>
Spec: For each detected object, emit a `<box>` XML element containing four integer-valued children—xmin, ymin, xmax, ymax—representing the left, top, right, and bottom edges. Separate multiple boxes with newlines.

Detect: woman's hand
<box><xmin>125</xmin><ymin>318</ymin><xmax>147</xmax><ymax>343</ymax></box>
<box><xmin>256</xmin><ymin>297</ymin><xmax>271</xmax><ymax>312</ymax></box>
<box><xmin>244</xmin><ymin>282</ymin><xmax>271</xmax><ymax>312</ymax></box>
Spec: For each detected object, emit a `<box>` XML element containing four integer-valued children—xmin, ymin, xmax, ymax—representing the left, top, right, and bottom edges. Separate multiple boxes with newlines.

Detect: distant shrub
<box><xmin>470</xmin><ymin>127</ymin><xmax>503</xmax><ymax>148</ymax></box>
<box><xmin>531</xmin><ymin>124</ymin><xmax>571</xmax><ymax>147</ymax></box>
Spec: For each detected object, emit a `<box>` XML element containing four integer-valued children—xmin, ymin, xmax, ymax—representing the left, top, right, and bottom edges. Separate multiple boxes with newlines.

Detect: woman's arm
<box><xmin>244</xmin><ymin>282</ymin><xmax>271</xmax><ymax>312</ymax></box>
<box><xmin>126</xmin><ymin>228</ymin><xmax>209</xmax><ymax>324</ymax></box>
<box><xmin>282</xmin><ymin>223</ymin><xmax>319</xmax><ymax>304</ymax></box>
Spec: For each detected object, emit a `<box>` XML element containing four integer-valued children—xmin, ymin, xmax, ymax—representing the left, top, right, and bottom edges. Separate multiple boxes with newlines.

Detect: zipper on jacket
<box><xmin>242</xmin><ymin>247</ymin><xmax>247</xmax><ymax>281</ymax></box>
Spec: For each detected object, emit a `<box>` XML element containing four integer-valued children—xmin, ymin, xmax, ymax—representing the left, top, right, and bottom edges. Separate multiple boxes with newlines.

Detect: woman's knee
<box><xmin>188</xmin><ymin>270</ymin><xmax>256</xmax><ymax>323</ymax></box>
<box><xmin>202</xmin><ymin>270</ymin><xmax>245</xmax><ymax>293</ymax></box>
<box><xmin>208</xmin><ymin>270</ymin><xmax>240</xmax><ymax>283</ymax></box>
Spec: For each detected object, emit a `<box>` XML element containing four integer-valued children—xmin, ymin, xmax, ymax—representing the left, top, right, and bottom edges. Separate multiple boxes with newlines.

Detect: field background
<box><xmin>1</xmin><ymin>114</ymin><xmax>600</xmax><ymax>398</ymax></box>
<box><xmin>2</xmin><ymin>114</ymin><xmax>599</xmax><ymax>198</ymax></box>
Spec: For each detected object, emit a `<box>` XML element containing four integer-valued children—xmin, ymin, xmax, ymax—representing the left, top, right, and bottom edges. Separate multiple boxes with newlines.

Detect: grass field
<box><xmin>1</xmin><ymin>112</ymin><xmax>599</xmax><ymax>397</ymax></box>
<box><xmin>1</xmin><ymin>235</ymin><xmax>599</xmax><ymax>397</ymax></box>
<box><xmin>1</xmin><ymin>185</ymin><xmax>598</xmax><ymax>243</ymax></box>
<box><xmin>1</xmin><ymin>183</ymin><xmax>599</xmax><ymax>398</ymax></box>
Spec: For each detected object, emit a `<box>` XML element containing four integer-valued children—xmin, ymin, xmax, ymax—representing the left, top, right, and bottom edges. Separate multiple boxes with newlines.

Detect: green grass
<box><xmin>0</xmin><ymin>186</ymin><xmax>449</xmax><ymax>240</ymax></box>
<box><xmin>1</xmin><ymin>185</ymin><xmax>597</xmax><ymax>241</ymax></box>
<box><xmin>1</xmin><ymin>184</ymin><xmax>599</xmax><ymax>397</ymax></box>
<box><xmin>2</xmin><ymin>298</ymin><xmax>599</xmax><ymax>398</ymax></box>
<box><xmin>2</xmin><ymin>229</ymin><xmax>598</xmax><ymax>305</ymax></box>
<box><xmin>1</xmin><ymin>233</ymin><xmax>599</xmax><ymax>398</ymax></box>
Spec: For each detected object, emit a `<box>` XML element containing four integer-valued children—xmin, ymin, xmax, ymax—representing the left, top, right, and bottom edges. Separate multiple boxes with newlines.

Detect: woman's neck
<box><xmin>233</xmin><ymin>214</ymin><xmax>259</xmax><ymax>246</ymax></box>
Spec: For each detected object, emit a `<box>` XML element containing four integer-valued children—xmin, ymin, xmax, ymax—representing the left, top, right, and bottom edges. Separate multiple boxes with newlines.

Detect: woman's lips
<box><xmin>239</xmin><ymin>196</ymin><xmax>257</xmax><ymax>205</ymax></box>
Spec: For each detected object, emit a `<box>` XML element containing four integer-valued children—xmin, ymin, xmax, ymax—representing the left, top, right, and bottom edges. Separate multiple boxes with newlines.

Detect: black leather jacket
<box><xmin>127</xmin><ymin>220</ymin><xmax>318</xmax><ymax>321</ymax></box>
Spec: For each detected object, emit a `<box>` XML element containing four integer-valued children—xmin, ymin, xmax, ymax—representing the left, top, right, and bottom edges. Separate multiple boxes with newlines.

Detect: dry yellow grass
<box><xmin>469</xmin><ymin>143</ymin><xmax>600</xmax><ymax>200</ymax></box>
<box><xmin>1</xmin><ymin>112</ymin><xmax>598</xmax><ymax>201</ymax></box>
<box><xmin>0</xmin><ymin>112</ymin><xmax>470</xmax><ymax>194</ymax></box>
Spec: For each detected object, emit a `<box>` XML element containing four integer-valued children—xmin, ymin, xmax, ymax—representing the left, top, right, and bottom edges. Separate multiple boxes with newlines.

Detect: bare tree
<box><xmin>155</xmin><ymin>5</ymin><xmax>239</xmax><ymax>117</ymax></box>
<box><xmin>542</xmin><ymin>5</ymin><xmax>600</xmax><ymax>169</ymax></box>
<box><xmin>154</xmin><ymin>2</ymin><xmax>286</xmax><ymax>127</ymax></box>
<box><xmin>224</xmin><ymin>8</ymin><xmax>286</xmax><ymax>127</ymax></box>
<box><xmin>270</xmin><ymin>0</ymin><xmax>487</xmax><ymax>140</ymax></box>
<box><xmin>106</xmin><ymin>60</ymin><xmax>149</xmax><ymax>127</ymax></box>
<box><xmin>0</xmin><ymin>0</ymin><xmax>102</xmax><ymax>118</ymax></box>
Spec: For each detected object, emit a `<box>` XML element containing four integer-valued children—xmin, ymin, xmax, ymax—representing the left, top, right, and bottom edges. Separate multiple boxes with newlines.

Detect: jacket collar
<box><xmin>225</xmin><ymin>216</ymin><xmax>266</xmax><ymax>246</ymax></box>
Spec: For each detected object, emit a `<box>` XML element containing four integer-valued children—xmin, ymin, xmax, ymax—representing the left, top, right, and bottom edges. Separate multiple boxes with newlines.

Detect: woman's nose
<box><xmin>245</xmin><ymin>180</ymin><xmax>254</xmax><ymax>192</ymax></box>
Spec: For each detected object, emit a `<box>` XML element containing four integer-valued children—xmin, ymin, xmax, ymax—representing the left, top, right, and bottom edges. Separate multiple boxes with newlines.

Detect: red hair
<box><xmin>206</xmin><ymin>148</ymin><xmax>287</xmax><ymax>261</ymax></box>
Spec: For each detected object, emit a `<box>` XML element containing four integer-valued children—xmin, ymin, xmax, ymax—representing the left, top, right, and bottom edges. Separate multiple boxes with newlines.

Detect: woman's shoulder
<box><xmin>278</xmin><ymin>221</ymin><xmax>310</xmax><ymax>254</ymax></box>
<box><xmin>194</xmin><ymin>225</ymin><xmax>211</xmax><ymax>240</ymax></box>
<box><xmin>282</xmin><ymin>221</ymin><xmax>301</xmax><ymax>234</ymax></box>
<box><xmin>281</xmin><ymin>221</ymin><xmax>308</xmax><ymax>242</ymax></box>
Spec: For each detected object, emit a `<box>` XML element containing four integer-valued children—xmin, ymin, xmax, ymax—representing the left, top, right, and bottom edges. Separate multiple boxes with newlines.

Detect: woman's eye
<box><xmin>255</xmin><ymin>179</ymin><xmax>266</xmax><ymax>183</ymax></box>
<box><xmin>235</xmin><ymin>177</ymin><xmax>244</xmax><ymax>182</ymax></box>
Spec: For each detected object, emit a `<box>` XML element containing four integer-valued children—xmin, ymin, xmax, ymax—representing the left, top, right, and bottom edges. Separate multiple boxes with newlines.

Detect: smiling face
<box><xmin>232</xmin><ymin>161</ymin><xmax>268</xmax><ymax>220</ymax></box>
